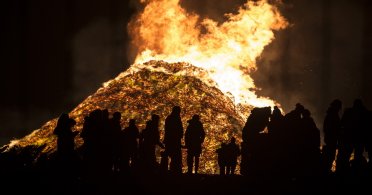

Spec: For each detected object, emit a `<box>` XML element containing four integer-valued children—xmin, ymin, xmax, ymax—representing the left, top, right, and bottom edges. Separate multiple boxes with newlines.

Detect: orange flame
<box><xmin>129</xmin><ymin>0</ymin><xmax>288</xmax><ymax>109</ymax></box>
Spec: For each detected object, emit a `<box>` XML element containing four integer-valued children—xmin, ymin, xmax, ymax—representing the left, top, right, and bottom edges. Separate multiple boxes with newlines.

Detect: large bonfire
<box><xmin>1</xmin><ymin>0</ymin><xmax>287</xmax><ymax>174</ymax></box>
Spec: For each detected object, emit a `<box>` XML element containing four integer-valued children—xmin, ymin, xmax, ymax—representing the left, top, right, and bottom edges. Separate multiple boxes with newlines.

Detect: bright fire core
<box><xmin>130</xmin><ymin>0</ymin><xmax>288</xmax><ymax>107</ymax></box>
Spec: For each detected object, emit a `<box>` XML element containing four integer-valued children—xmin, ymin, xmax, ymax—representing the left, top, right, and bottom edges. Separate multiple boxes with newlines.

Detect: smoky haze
<box><xmin>255</xmin><ymin>0</ymin><xmax>372</xmax><ymax>129</ymax></box>
<box><xmin>0</xmin><ymin>0</ymin><xmax>371</xmax><ymax>145</ymax></box>
<box><xmin>182</xmin><ymin>0</ymin><xmax>372</xmax><ymax>128</ymax></box>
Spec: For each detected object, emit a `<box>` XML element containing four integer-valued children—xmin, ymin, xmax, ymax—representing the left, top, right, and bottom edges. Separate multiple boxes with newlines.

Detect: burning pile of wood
<box><xmin>2</xmin><ymin>60</ymin><xmax>250</xmax><ymax>173</ymax></box>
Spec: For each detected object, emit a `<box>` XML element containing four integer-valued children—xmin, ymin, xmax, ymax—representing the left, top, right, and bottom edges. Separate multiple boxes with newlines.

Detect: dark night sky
<box><xmin>0</xmin><ymin>0</ymin><xmax>371</xmax><ymax>145</ymax></box>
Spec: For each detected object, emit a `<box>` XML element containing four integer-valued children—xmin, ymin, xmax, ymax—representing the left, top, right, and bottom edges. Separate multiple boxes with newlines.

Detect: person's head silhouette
<box><xmin>172</xmin><ymin>106</ymin><xmax>181</xmax><ymax>115</ymax></box>
<box><xmin>331</xmin><ymin>99</ymin><xmax>342</xmax><ymax>109</ymax></box>
<box><xmin>129</xmin><ymin>119</ymin><xmax>136</xmax><ymax>126</ymax></box>
<box><xmin>295</xmin><ymin>103</ymin><xmax>305</xmax><ymax>112</ymax></box>
<box><xmin>353</xmin><ymin>99</ymin><xmax>364</xmax><ymax>110</ymax></box>
<box><xmin>113</xmin><ymin>112</ymin><xmax>121</xmax><ymax>121</ymax></box>
<box><xmin>151</xmin><ymin>114</ymin><xmax>160</xmax><ymax>124</ymax></box>
<box><xmin>230</xmin><ymin>137</ymin><xmax>236</xmax><ymax>144</ymax></box>
<box><xmin>57</xmin><ymin>113</ymin><xmax>69</xmax><ymax>126</ymax></box>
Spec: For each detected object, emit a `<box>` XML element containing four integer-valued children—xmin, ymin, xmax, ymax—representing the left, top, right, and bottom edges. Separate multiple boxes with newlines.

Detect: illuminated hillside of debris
<box><xmin>2</xmin><ymin>61</ymin><xmax>248</xmax><ymax>174</ymax></box>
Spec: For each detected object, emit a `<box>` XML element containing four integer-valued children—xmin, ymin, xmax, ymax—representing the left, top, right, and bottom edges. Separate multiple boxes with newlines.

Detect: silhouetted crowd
<box><xmin>51</xmin><ymin>106</ymin><xmax>206</xmax><ymax>182</ymax></box>
<box><xmin>237</xmin><ymin>99</ymin><xmax>371</xmax><ymax>182</ymax></box>
<box><xmin>50</xmin><ymin>99</ymin><xmax>372</xmax><ymax>181</ymax></box>
<box><xmin>1</xmin><ymin>99</ymin><xmax>372</xmax><ymax>194</ymax></box>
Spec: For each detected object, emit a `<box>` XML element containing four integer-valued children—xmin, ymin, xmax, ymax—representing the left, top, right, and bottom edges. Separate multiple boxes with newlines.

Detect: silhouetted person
<box><xmin>80</xmin><ymin>109</ymin><xmax>111</xmax><ymax>181</ymax></box>
<box><xmin>185</xmin><ymin>115</ymin><xmax>205</xmax><ymax>174</ymax></box>
<box><xmin>164</xmin><ymin>106</ymin><xmax>184</xmax><ymax>174</ymax></box>
<box><xmin>54</xmin><ymin>113</ymin><xmax>77</xmax><ymax>156</ymax></box>
<box><xmin>267</xmin><ymin>106</ymin><xmax>284</xmax><ymax>134</ymax></box>
<box><xmin>120</xmin><ymin>119</ymin><xmax>139</xmax><ymax>172</ymax></box>
<box><xmin>322</xmin><ymin>99</ymin><xmax>342</xmax><ymax>174</ymax></box>
<box><xmin>53</xmin><ymin>113</ymin><xmax>78</xmax><ymax>182</ymax></box>
<box><xmin>139</xmin><ymin>114</ymin><xmax>164</xmax><ymax>172</ymax></box>
<box><xmin>337</xmin><ymin>99</ymin><xmax>368</xmax><ymax>175</ymax></box>
<box><xmin>367</xmin><ymin>110</ymin><xmax>372</xmax><ymax>171</ymax></box>
<box><xmin>282</xmin><ymin>103</ymin><xmax>305</xmax><ymax>179</ymax></box>
<box><xmin>216</xmin><ymin>142</ymin><xmax>227</xmax><ymax>175</ymax></box>
<box><xmin>299</xmin><ymin>109</ymin><xmax>321</xmax><ymax>179</ymax></box>
<box><xmin>267</xmin><ymin>106</ymin><xmax>284</xmax><ymax>177</ymax></box>
<box><xmin>286</xmin><ymin>103</ymin><xmax>305</xmax><ymax>120</ymax></box>
<box><xmin>97</xmin><ymin>109</ymin><xmax>114</xmax><ymax>176</ymax></box>
<box><xmin>240</xmin><ymin>107</ymin><xmax>271</xmax><ymax>176</ymax></box>
<box><xmin>226</xmin><ymin>137</ymin><xmax>240</xmax><ymax>175</ymax></box>
<box><xmin>109</xmin><ymin>112</ymin><xmax>122</xmax><ymax>172</ymax></box>
<box><xmin>81</xmin><ymin>114</ymin><xmax>95</xmax><ymax>154</ymax></box>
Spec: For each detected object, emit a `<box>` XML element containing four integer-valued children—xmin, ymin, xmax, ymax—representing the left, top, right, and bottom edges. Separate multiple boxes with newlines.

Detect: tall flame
<box><xmin>129</xmin><ymin>0</ymin><xmax>288</xmax><ymax>108</ymax></box>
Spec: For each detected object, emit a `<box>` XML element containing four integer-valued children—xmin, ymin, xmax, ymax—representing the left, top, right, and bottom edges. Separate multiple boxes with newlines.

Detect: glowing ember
<box><xmin>130</xmin><ymin>0</ymin><xmax>288</xmax><ymax>107</ymax></box>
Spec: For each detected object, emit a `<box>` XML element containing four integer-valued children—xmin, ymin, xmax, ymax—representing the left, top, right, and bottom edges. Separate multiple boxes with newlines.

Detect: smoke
<box><xmin>180</xmin><ymin>0</ymin><xmax>246</xmax><ymax>23</ymax></box>
<box><xmin>180</xmin><ymin>0</ymin><xmax>287</xmax><ymax>23</ymax></box>
<box><xmin>253</xmin><ymin>0</ymin><xmax>369</xmax><ymax>129</ymax></box>
<box><xmin>72</xmin><ymin>18</ymin><xmax>131</xmax><ymax>104</ymax></box>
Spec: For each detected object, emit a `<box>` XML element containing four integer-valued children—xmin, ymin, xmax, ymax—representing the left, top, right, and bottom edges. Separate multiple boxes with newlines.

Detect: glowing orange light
<box><xmin>129</xmin><ymin>0</ymin><xmax>288</xmax><ymax>112</ymax></box>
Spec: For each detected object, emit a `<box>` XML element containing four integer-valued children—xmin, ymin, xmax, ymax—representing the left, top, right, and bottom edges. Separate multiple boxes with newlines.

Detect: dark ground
<box><xmin>1</xmin><ymin>167</ymin><xmax>371</xmax><ymax>195</ymax></box>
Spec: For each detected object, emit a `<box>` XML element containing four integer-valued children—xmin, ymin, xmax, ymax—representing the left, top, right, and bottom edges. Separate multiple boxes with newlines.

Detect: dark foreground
<box><xmin>1</xmin><ymin>168</ymin><xmax>371</xmax><ymax>195</ymax></box>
